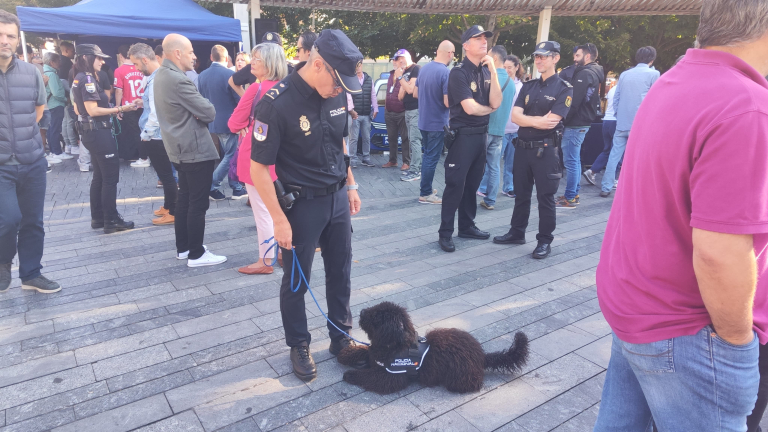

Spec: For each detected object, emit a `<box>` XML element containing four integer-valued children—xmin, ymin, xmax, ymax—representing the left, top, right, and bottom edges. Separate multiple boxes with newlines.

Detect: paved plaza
<box><xmin>2</xmin><ymin>152</ymin><xmax>765</xmax><ymax>432</ymax></box>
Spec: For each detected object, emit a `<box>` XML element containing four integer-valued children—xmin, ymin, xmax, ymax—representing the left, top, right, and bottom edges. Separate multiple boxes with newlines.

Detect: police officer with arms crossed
<box><xmin>493</xmin><ymin>41</ymin><xmax>573</xmax><ymax>259</ymax></box>
<box><xmin>72</xmin><ymin>44</ymin><xmax>138</xmax><ymax>234</ymax></box>
<box><xmin>249</xmin><ymin>29</ymin><xmax>362</xmax><ymax>381</ymax></box>
<box><xmin>438</xmin><ymin>25</ymin><xmax>501</xmax><ymax>253</ymax></box>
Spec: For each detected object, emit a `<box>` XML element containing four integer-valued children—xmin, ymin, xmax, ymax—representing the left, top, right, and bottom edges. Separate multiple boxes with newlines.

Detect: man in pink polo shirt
<box><xmin>594</xmin><ymin>0</ymin><xmax>768</xmax><ymax>430</ymax></box>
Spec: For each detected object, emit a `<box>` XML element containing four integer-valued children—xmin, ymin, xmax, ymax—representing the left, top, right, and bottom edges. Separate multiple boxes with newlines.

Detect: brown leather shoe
<box><xmin>238</xmin><ymin>263</ymin><xmax>274</xmax><ymax>275</ymax></box>
<box><xmin>152</xmin><ymin>214</ymin><xmax>175</xmax><ymax>225</ymax></box>
<box><xmin>153</xmin><ymin>206</ymin><xmax>169</xmax><ymax>217</ymax></box>
<box><xmin>381</xmin><ymin>161</ymin><xmax>397</xmax><ymax>168</ymax></box>
<box><xmin>400</xmin><ymin>164</ymin><xmax>410</xmax><ymax>171</ymax></box>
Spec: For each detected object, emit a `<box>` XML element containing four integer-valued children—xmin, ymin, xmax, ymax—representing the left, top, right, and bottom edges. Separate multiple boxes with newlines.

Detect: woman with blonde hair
<box><xmin>228</xmin><ymin>43</ymin><xmax>288</xmax><ymax>274</ymax></box>
<box><xmin>234</xmin><ymin>51</ymin><xmax>250</xmax><ymax>71</ymax></box>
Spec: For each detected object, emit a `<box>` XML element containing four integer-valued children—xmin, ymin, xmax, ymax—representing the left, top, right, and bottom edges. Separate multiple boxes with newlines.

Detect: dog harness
<box><xmin>374</xmin><ymin>335</ymin><xmax>430</xmax><ymax>377</ymax></box>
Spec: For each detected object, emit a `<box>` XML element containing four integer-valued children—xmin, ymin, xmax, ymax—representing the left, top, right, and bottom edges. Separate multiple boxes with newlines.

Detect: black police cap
<box><xmin>314</xmin><ymin>29</ymin><xmax>364</xmax><ymax>94</ymax></box>
<box><xmin>75</xmin><ymin>44</ymin><xmax>110</xmax><ymax>59</ymax></box>
<box><xmin>262</xmin><ymin>32</ymin><xmax>282</xmax><ymax>45</ymax></box>
<box><xmin>533</xmin><ymin>41</ymin><xmax>561</xmax><ymax>56</ymax></box>
<box><xmin>461</xmin><ymin>25</ymin><xmax>493</xmax><ymax>44</ymax></box>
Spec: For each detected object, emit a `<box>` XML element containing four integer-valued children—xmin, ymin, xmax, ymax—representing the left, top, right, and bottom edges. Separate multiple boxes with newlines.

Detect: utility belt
<box><xmin>443</xmin><ymin>124</ymin><xmax>488</xmax><ymax>150</ymax></box>
<box><xmin>77</xmin><ymin>117</ymin><xmax>112</xmax><ymax>133</ymax></box>
<box><xmin>513</xmin><ymin>132</ymin><xmax>563</xmax><ymax>158</ymax></box>
<box><xmin>274</xmin><ymin>178</ymin><xmax>347</xmax><ymax>212</ymax></box>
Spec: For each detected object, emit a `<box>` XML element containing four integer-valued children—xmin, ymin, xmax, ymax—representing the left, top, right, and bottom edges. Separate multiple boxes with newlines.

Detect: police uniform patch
<box><xmin>470</xmin><ymin>81</ymin><xmax>477</xmax><ymax>92</ymax></box>
<box><xmin>85</xmin><ymin>83</ymin><xmax>96</xmax><ymax>94</ymax></box>
<box><xmin>525</xmin><ymin>95</ymin><xmax>529</xmax><ymax>105</ymax></box>
<box><xmin>565</xmin><ymin>96</ymin><xmax>572</xmax><ymax>107</ymax></box>
<box><xmin>299</xmin><ymin>115</ymin><xmax>310</xmax><ymax>132</ymax></box>
<box><xmin>253</xmin><ymin>120</ymin><xmax>268</xmax><ymax>141</ymax></box>
<box><xmin>266</xmin><ymin>33</ymin><xmax>273</xmax><ymax>41</ymax></box>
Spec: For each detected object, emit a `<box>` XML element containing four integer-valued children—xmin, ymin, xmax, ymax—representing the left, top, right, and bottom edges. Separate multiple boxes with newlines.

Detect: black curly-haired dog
<box><xmin>337</xmin><ymin>301</ymin><xmax>529</xmax><ymax>394</ymax></box>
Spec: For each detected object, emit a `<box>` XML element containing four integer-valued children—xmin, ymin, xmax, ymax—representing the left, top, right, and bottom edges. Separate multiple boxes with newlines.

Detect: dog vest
<box><xmin>375</xmin><ymin>335</ymin><xmax>430</xmax><ymax>377</ymax></box>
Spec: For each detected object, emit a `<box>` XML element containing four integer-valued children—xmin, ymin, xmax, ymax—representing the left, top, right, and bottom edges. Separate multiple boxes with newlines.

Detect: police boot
<box><xmin>104</xmin><ymin>214</ymin><xmax>135</xmax><ymax>234</ymax></box>
<box><xmin>291</xmin><ymin>343</ymin><xmax>317</xmax><ymax>381</ymax></box>
<box><xmin>532</xmin><ymin>242</ymin><xmax>551</xmax><ymax>259</ymax></box>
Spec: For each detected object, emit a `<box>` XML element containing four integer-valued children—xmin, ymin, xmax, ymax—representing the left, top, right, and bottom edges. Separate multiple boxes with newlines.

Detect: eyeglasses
<box><xmin>534</xmin><ymin>54</ymin><xmax>554</xmax><ymax>60</ymax></box>
<box><xmin>322</xmin><ymin>61</ymin><xmax>342</xmax><ymax>91</ymax></box>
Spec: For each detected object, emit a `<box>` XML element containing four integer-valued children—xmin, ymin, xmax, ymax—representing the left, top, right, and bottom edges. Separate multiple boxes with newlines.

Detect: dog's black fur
<box><xmin>337</xmin><ymin>301</ymin><xmax>529</xmax><ymax>394</ymax></box>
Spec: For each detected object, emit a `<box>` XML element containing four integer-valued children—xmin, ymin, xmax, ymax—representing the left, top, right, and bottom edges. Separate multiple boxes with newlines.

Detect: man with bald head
<box><xmin>155</xmin><ymin>34</ymin><xmax>227</xmax><ymax>268</ymax></box>
<box><xmin>414</xmin><ymin>40</ymin><xmax>455</xmax><ymax>204</ymax></box>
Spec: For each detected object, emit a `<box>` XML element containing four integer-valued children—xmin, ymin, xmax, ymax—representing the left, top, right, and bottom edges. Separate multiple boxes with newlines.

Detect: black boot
<box><xmin>91</xmin><ymin>219</ymin><xmax>104</xmax><ymax>229</ymax></box>
<box><xmin>104</xmin><ymin>214</ymin><xmax>135</xmax><ymax>234</ymax></box>
<box><xmin>532</xmin><ymin>242</ymin><xmax>551</xmax><ymax>259</ymax></box>
<box><xmin>291</xmin><ymin>344</ymin><xmax>317</xmax><ymax>381</ymax></box>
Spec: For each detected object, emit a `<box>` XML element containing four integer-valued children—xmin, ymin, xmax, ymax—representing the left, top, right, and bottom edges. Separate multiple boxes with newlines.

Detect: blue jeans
<box><xmin>601</xmin><ymin>129</ymin><xmax>629</xmax><ymax>193</ymax></box>
<box><xmin>562</xmin><ymin>126</ymin><xmax>589</xmax><ymax>200</ymax></box>
<box><xmin>419</xmin><ymin>130</ymin><xmax>444</xmax><ymax>197</ymax></box>
<box><xmin>47</xmin><ymin>106</ymin><xmax>65</xmax><ymax>155</ymax></box>
<box><xmin>501</xmin><ymin>133</ymin><xmax>516</xmax><ymax>194</ymax></box>
<box><xmin>349</xmin><ymin>115</ymin><xmax>372</xmax><ymax>162</ymax></box>
<box><xmin>591</xmin><ymin>120</ymin><xmax>616</xmax><ymax>173</ymax></box>
<box><xmin>211</xmin><ymin>133</ymin><xmax>243</xmax><ymax>192</ymax></box>
<box><xmin>0</xmin><ymin>157</ymin><xmax>47</xmax><ymax>281</ymax></box>
<box><xmin>595</xmin><ymin>328</ymin><xmax>759</xmax><ymax>431</ymax></box>
<box><xmin>477</xmin><ymin>134</ymin><xmax>503</xmax><ymax>206</ymax></box>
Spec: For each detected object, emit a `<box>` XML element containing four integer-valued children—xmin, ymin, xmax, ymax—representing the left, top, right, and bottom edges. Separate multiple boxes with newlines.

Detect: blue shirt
<box><xmin>416</xmin><ymin>61</ymin><xmax>449</xmax><ymax>132</ymax></box>
<box><xmin>139</xmin><ymin>69</ymin><xmax>162</xmax><ymax>141</ymax></box>
<box><xmin>198</xmin><ymin>63</ymin><xmax>239</xmax><ymax>134</ymax></box>
<box><xmin>614</xmin><ymin>63</ymin><xmax>660</xmax><ymax>131</ymax></box>
<box><xmin>488</xmin><ymin>68</ymin><xmax>516</xmax><ymax>137</ymax></box>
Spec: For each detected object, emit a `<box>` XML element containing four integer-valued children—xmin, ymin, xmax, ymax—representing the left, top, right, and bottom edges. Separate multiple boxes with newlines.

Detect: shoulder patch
<box><xmin>265</xmin><ymin>80</ymin><xmax>289</xmax><ymax>100</ymax></box>
<box><xmin>562</xmin><ymin>79</ymin><xmax>573</xmax><ymax>88</ymax></box>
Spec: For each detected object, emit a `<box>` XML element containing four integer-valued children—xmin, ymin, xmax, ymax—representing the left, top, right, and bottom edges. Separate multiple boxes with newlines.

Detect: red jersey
<box><xmin>113</xmin><ymin>63</ymin><xmax>145</xmax><ymax>105</ymax></box>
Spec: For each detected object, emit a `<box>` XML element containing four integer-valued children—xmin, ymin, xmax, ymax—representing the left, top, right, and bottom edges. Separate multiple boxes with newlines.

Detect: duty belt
<box><xmin>454</xmin><ymin>125</ymin><xmax>488</xmax><ymax>136</ymax></box>
<box><xmin>514</xmin><ymin>137</ymin><xmax>556</xmax><ymax>149</ymax></box>
<box><xmin>285</xmin><ymin>178</ymin><xmax>347</xmax><ymax>199</ymax></box>
<box><xmin>77</xmin><ymin>119</ymin><xmax>112</xmax><ymax>133</ymax></box>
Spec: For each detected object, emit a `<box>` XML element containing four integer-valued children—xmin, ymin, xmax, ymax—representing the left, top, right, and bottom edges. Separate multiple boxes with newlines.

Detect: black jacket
<box><xmin>564</xmin><ymin>62</ymin><xmax>605</xmax><ymax>127</ymax></box>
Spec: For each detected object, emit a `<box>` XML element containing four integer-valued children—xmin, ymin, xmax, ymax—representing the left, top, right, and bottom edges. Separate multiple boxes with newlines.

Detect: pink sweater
<box><xmin>228</xmin><ymin>80</ymin><xmax>279</xmax><ymax>185</ymax></box>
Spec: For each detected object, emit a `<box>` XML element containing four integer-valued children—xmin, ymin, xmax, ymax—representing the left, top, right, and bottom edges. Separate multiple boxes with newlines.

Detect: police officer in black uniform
<box><xmin>72</xmin><ymin>44</ymin><xmax>136</xmax><ymax>234</ymax></box>
<box><xmin>493</xmin><ymin>41</ymin><xmax>573</xmax><ymax>259</ymax></box>
<box><xmin>249</xmin><ymin>29</ymin><xmax>362</xmax><ymax>381</ymax></box>
<box><xmin>438</xmin><ymin>25</ymin><xmax>502</xmax><ymax>253</ymax></box>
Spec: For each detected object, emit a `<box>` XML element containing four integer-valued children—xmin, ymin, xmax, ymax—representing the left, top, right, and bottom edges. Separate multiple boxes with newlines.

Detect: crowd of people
<box><xmin>2</xmin><ymin>0</ymin><xmax>768</xmax><ymax>428</ymax></box>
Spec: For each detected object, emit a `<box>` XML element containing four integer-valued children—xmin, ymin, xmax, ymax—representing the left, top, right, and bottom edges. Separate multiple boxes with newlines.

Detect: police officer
<box><xmin>438</xmin><ymin>25</ymin><xmax>502</xmax><ymax>253</ymax></box>
<box><xmin>493</xmin><ymin>41</ymin><xmax>573</xmax><ymax>259</ymax></box>
<box><xmin>72</xmin><ymin>44</ymin><xmax>137</xmax><ymax>234</ymax></box>
<box><xmin>249</xmin><ymin>29</ymin><xmax>362</xmax><ymax>381</ymax></box>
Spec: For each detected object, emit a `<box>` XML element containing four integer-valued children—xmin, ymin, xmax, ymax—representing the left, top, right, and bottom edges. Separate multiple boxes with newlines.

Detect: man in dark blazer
<box><xmin>155</xmin><ymin>33</ymin><xmax>227</xmax><ymax>268</ymax></box>
<box><xmin>198</xmin><ymin>45</ymin><xmax>245</xmax><ymax>201</ymax></box>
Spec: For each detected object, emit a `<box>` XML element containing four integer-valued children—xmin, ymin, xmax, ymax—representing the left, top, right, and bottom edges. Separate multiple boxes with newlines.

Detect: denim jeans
<box><xmin>47</xmin><ymin>106</ymin><xmax>65</xmax><ymax>155</ymax></box>
<box><xmin>501</xmin><ymin>132</ymin><xmax>517</xmax><ymax>193</ymax></box>
<box><xmin>349</xmin><ymin>115</ymin><xmax>372</xmax><ymax>162</ymax></box>
<box><xmin>477</xmin><ymin>134</ymin><xmax>503</xmax><ymax>206</ymax></box>
<box><xmin>405</xmin><ymin>109</ymin><xmax>422</xmax><ymax>171</ymax></box>
<box><xmin>62</xmin><ymin>106</ymin><xmax>78</xmax><ymax>149</ymax></box>
<box><xmin>590</xmin><ymin>120</ymin><xmax>616</xmax><ymax>173</ymax></box>
<box><xmin>0</xmin><ymin>157</ymin><xmax>46</xmax><ymax>281</ymax></box>
<box><xmin>212</xmin><ymin>133</ymin><xmax>243</xmax><ymax>192</ymax></box>
<box><xmin>562</xmin><ymin>126</ymin><xmax>589</xmax><ymax>200</ymax></box>
<box><xmin>602</xmin><ymin>129</ymin><xmax>630</xmax><ymax>193</ymax></box>
<box><xmin>595</xmin><ymin>328</ymin><xmax>759</xmax><ymax>431</ymax></box>
<box><xmin>419</xmin><ymin>130</ymin><xmax>444</xmax><ymax>197</ymax></box>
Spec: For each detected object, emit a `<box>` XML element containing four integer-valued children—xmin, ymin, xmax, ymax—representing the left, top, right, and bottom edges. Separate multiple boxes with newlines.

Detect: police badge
<box><xmin>299</xmin><ymin>115</ymin><xmax>310</xmax><ymax>132</ymax></box>
<box><xmin>470</xmin><ymin>81</ymin><xmax>477</xmax><ymax>92</ymax></box>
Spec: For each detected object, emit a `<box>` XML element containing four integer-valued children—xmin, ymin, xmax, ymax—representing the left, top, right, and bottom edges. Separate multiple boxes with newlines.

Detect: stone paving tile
<box><xmin>0</xmin><ymin>365</ymin><xmax>96</xmax><ymax>411</ymax></box>
<box><xmin>53</xmin><ymin>394</ymin><xmax>173</xmax><ymax>432</ymax></box>
<box><xmin>0</xmin><ymin>351</ymin><xmax>77</xmax><ymax>388</ymax></box>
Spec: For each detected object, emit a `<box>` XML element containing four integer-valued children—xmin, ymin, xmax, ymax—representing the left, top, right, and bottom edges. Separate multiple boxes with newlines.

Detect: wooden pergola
<box><xmin>216</xmin><ymin>0</ymin><xmax>702</xmax><ymax>52</ymax></box>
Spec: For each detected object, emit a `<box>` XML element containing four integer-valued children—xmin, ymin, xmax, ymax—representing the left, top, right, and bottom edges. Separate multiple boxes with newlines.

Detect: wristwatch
<box><xmin>347</xmin><ymin>184</ymin><xmax>359</xmax><ymax>191</ymax></box>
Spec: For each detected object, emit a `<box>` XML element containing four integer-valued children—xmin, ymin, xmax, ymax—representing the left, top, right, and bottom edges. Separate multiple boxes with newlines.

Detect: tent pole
<box><xmin>20</xmin><ymin>31</ymin><xmax>28</xmax><ymax>62</ymax></box>
<box><xmin>534</xmin><ymin>6</ymin><xmax>552</xmax><ymax>79</ymax></box>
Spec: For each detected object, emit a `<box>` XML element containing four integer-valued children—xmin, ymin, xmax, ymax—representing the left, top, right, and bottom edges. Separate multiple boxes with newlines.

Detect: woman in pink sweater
<box><xmin>228</xmin><ymin>43</ymin><xmax>288</xmax><ymax>274</ymax></box>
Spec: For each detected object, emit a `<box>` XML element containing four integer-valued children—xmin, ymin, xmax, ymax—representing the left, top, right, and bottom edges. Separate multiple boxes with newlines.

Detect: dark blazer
<box><xmin>198</xmin><ymin>63</ymin><xmax>239</xmax><ymax>134</ymax></box>
<box><xmin>154</xmin><ymin>59</ymin><xmax>218</xmax><ymax>164</ymax></box>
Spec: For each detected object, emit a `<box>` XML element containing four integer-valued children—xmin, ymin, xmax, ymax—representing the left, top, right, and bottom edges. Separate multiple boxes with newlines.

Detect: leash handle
<box><xmin>261</xmin><ymin>238</ymin><xmax>370</xmax><ymax>347</ymax></box>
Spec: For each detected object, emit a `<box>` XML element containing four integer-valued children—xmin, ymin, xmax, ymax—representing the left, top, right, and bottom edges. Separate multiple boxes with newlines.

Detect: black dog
<box><xmin>337</xmin><ymin>301</ymin><xmax>529</xmax><ymax>394</ymax></box>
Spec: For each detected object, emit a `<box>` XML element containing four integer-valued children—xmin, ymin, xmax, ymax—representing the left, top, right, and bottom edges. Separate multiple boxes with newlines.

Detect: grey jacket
<box><xmin>0</xmin><ymin>57</ymin><xmax>46</xmax><ymax>164</ymax></box>
<box><xmin>154</xmin><ymin>59</ymin><xmax>218</xmax><ymax>164</ymax></box>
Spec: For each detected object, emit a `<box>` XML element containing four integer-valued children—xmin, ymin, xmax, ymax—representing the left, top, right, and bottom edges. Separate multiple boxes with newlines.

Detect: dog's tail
<box><xmin>484</xmin><ymin>332</ymin><xmax>529</xmax><ymax>374</ymax></box>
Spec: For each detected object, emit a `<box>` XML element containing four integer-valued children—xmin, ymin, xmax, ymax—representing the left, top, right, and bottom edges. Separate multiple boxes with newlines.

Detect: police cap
<box><xmin>75</xmin><ymin>44</ymin><xmax>110</xmax><ymax>59</ymax></box>
<box><xmin>533</xmin><ymin>41</ymin><xmax>561</xmax><ymax>56</ymax></box>
<box><xmin>314</xmin><ymin>29</ymin><xmax>364</xmax><ymax>94</ymax></box>
<box><xmin>461</xmin><ymin>25</ymin><xmax>493</xmax><ymax>44</ymax></box>
<box><xmin>262</xmin><ymin>32</ymin><xmax>282</xmax><ymax>45</ymax></box>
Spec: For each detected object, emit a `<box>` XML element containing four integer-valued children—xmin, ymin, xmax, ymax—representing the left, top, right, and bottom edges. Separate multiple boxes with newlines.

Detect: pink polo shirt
<box><xmin>597</xmin><ymin>49</ymin><xmax>768</xmax><ymax>344</ymax></box>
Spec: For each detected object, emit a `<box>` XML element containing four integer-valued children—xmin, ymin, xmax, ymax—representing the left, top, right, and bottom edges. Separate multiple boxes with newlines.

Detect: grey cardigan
<box><xmin>154</xmin><ymin>59</ymin><xmax>218</xmax><ymax>164</ymax></box>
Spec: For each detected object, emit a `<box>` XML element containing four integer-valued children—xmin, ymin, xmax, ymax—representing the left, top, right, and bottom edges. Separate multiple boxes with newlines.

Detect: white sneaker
<box><xmin>130</xmin><ymin>158</ymin><xmax>150</xmax><ymax>168</ymax></box>
<box><xmin>46</xmin><ymin>154</ymin><xmax>62</xmax><ymax>164</ymax></box>
<box><xmin>79</xmin><ymin>164</ymin><xmax>91</xmax><ymax>172</ymax></box>
<box><xmin>70</xmin><ymin>146</ymin><xmax>80</xmax><ymax>155</ymax></box>
<box><xmin>612</xmin><ymin>179</ymin><xmax>619</xmax><ymax>190</ymax></box>
<box><xmin>56</xmin><ymin>153</ymin><xmax>74</xmax><ymax>160</ymax></box>
<box><xmin>177</xmin><ymin>245</ymin><xmax>208</xmax><ymax>260</ymax></box>
<box><xmin>582</xmin><ymin>169</ymin><xmax>596</xmax><ymax>186</ymax></box>
<box><xmin>187</xmin><ymin>250</ymin><xmax>227</xmax><ymax>267</ymax></box>
<box><xmin>65</xmin><ymin>145</ymin><xmax>72</xmax><ymax>154</ymax></box>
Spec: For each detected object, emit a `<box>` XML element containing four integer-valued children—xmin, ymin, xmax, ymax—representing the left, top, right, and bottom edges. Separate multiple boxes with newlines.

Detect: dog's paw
<box><xmin>343</xmin><ymin>369</ymin><xmax>363</xmax><ymax>385</ymax></box>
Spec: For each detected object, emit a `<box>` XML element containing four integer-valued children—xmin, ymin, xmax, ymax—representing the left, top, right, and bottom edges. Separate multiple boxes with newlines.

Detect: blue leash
<box><xmin>261</xmin><ymin>237</ymin><xmax>370</xmax><ymax>346</ymax></box>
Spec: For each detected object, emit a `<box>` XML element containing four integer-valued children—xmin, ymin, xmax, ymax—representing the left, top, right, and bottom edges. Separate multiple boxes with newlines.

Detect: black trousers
<box><xmin>146</xmin><ymin>140</ymin><xmax>177</xmax><ymax>215</ymax></box>
<box><xmin>439</xmin><ymin>132</ymin><xmax>486</xmax><ymax>238</ymax></box>
<box><xmin>117</xmin><ymin>109</ymin><xmax>143</xmax><ymax>160</ymax></box>
<box><xmin>174</xmin><ymin>160</ymin><xmax>215</xmax><ymax>259</ymax></box>
<box><xmin>747</xmin><ymin>341</ymin><xmax>768</xmax><ymax>432</ymax></box>
<box><xmin>82</xmin><ymin>129</ymin><xmax>120</xmax><ymax>221</ymax></box>
<box><xmin>509</xmin><ymin>146</ymin><xmax>561</xmax><ymax>244</ymax></box>
<box><xmin>280</xmin><ymin>188</ymin><xmax>352</xmax><ymax>347</ymax></box>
